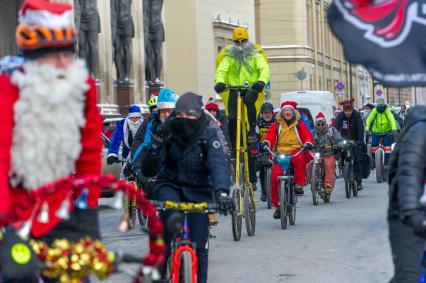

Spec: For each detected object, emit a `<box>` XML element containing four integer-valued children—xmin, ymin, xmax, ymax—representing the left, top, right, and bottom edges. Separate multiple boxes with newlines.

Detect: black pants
<box><xmin>259</xmin><ymin>166</ymin><xmax>266</xmax><ymax>194</ymax></box>
<box><xmin>388</xmin><ymin>217</ymin><xmax>424</xmax><ymax>283</ymax></box>
<box><xmin>227</xmin><ymin>89</ymin><xmax>259</xmax><ymax>146</ymax></box>
<box><xmin>154</xmin><ymin>186</ymin><xmax>209</xmax><ymax>283</ymax></box>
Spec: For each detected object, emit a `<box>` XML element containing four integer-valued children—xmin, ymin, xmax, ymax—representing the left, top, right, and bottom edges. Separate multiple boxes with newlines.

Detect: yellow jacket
<box><xmin>277</xmin><ymin>116</ymin><xmax>302</xmax><ymax>154</ymax></box>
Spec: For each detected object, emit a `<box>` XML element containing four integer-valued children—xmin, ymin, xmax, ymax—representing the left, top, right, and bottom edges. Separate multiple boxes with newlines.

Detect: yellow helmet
<box><xmin>233</xmin><ymin>27</ymin><xmax>249</xmax><ymax>41</ymax></box>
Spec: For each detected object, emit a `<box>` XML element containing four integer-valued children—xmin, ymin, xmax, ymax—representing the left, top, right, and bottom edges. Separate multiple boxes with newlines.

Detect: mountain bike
<box><xmin>228</xmin><ymin>84</ymin><xmax>256</xmax><ymax>241</ymax></box>
<box><xmin>341</xmin><ymin>140</ymin><xmax>358</xmax><ymax>198</ymax></box>
<box><xmin>372</xmin><ymin>133</ymin><xmax>393</xmax><ymax>183</ymax></box>
<box><xmin>154</xmin><ymin>201</ymin><xmax>219</xmax><ymax>283</ymax></box>
<box><xmin>265</xmin><ymin>146</ymin><xmax>306</xmax><ymax>229</ymax></box>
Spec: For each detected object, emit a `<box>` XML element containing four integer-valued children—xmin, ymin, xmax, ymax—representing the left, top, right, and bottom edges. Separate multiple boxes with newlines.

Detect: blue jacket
<box><xmin>142</xmin><ymin>115</ymin><xmax>230</xmax><ymax>202</ymax></box>
<box><xmin>301</xmin><ymin>114</ymin><xmax>313</xmax><ymax>131</ymax></box>
<box><xmin>108</xmin><ymin>118</ymin><xmax>138</xmax><ymax>159</ymax></box>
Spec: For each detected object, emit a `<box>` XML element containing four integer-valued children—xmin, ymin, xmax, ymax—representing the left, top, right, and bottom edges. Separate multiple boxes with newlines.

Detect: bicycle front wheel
<box><xmin>244</xmin><ymin>187</ymin><xmax>256</xmax><ymax>237</ymax></box>
<box><xmin>124</xmin><ymin>194</ymin><xmax>136</xmax><ymax>229</ymax></box>
<box><xmin>375</xmin><ymin>149</ymin><xmax>384</xmax><ymax>183</ymax></box>
<box><xmin>311</xmin><ymin>163</ymin><xmax>319</xmax><ymax>206</ymax></box>
<box><xmin>178</xmin><ymin>250</ymin><xmax>195</xmax><ymax>283</ymax></box>
<box><xmin>279</xmin><ymin>180</ymin><xmax>288</xmax><ymax>230</ymax></box>
<box><xmin>231</xmin><ymin>189</ymin><xmax>242</xmax><ymax>241</ymax></box>
<box><xmin>344</xmin><ymin>162</ymin><xmax>352</xmax><ymax>199</ymax></box>
<box><xmin>288</xmin><ymin>180</ymin><xmax>296</xmax><ymax>226</ymax></box>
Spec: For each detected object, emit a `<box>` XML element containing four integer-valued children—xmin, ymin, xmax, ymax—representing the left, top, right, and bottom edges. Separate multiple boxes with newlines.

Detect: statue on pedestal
<box><xmin>74</xmin><ymin>0</ymin><xmax>101</xmax><ymax>78</ymax></box>
<box><xmin>111</xmin><ymin>0</ymin><xmax>134</xmax><ymax>85</ymax></box>
<box><xmin>143</xmin><ymin>0</ymin><xmax>164</xmax><ymax>84</ymax></box>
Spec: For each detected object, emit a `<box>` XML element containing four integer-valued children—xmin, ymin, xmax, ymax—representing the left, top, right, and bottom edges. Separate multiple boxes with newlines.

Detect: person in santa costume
<box><xmin>0</xmin><ymin>0</ymin><xmax>102</xmax><ymax>247</ymax></box>
<box><xmin>261</xmin><ymin>101</ymin><xmax>313</xmax><ymax>219</ymax></box>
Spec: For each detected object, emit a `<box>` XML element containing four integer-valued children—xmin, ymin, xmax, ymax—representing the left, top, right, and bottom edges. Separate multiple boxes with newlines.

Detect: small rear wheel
<box><xmin>231</xmin><ymin>189</ymin><xmax>242</xmax><ymax>241</ymax></box>
<box><xmin>265</xmin><ymin>168</ymin><xmax>272</xmax><ymax>209</ymax></box>
<box><xmin>244</xmin><ymin>187</ymin><xmax>256</xmax><ymax>237</ymax></box>
<box><xmin>279</xmin><ymin>180</ymin><xmax>288</xmax><ymax>230</ymax></box>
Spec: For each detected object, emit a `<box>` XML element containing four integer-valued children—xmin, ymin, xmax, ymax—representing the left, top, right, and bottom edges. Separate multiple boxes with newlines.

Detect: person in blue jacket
<box><xmin>142</xmin><ymin>92</ymin><xmax>233</xmax><ymax>283</ymax></box>
<box><xmin>107</xmin><ymin>105</ymin><xmax>142</xmax><ymax>165</ymax></box>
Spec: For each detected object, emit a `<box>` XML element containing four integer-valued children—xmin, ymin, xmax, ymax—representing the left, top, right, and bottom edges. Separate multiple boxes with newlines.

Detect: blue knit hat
<box><xmin>157</xmin><ymin>88</ymin><xmax>178</xmax><ymax>110</ymax></box>
<box><xmin>128</xmin><ymin>105</ymin><xmax>142</xmax><ymax>118</ymax></box>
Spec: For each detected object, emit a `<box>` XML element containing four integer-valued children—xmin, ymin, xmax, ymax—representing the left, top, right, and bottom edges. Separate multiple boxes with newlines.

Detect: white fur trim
<box><xmin>20</xmin><ymin>10</ymin><xmax>74</xmax><ymax>29</ymax></box>
<box><xmin>10</xmin><ymin>59</ymin><xmax>88</xmax><ymax>190</ymax></box>
<box><xmin>128</xmin><ymin>112</ymin><xmax>142</xmax><ymax>118</ymax></box>
<box><xmin>157</xmin><ymin>102</ymin><xmax>176</xmax><ymax>110</ymax></box>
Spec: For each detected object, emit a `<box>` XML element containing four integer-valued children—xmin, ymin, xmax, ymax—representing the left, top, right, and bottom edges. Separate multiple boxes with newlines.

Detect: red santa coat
<box><xmin>0</xmin><ymin>74</ymin><xmax>102</xmax><ymax>237</ymax></box>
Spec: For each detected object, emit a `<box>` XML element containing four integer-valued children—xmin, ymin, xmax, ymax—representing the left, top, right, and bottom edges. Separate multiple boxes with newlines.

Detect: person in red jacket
<box><xmin>0</xmin><ymin>0</ymin><xmax>102</xmax><ymax>241</ymax></box>
<box><xmin>261</xmin><ymin>101</ymin><xmax>313</xmax><ymax>219</ymax></box>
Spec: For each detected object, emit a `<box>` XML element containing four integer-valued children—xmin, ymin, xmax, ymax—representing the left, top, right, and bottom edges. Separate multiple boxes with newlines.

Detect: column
<box><xmin>311</xmin><ymin>0</ymin><xmax>318</xmax><ymax>89</ymax></box>
<box><xmin>320</xmin><ymin>0</ymin><xmax>326</xmax><ymax>90</ymax></box>
<box><xmin>97</xmin><ymin>0</ymin><xmax>114</xmax><ymax>103</ymax></box>
<box><xmin>131</xmin><ymin>0</ymin><xmax>146</xmax><ymax>103</ymax></box>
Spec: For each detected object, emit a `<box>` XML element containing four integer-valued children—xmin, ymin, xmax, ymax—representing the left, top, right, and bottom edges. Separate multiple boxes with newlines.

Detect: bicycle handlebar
<box><xmin>153</xmin><ymin>201</ymin><xmax>218</xmax><ymax>213</ymax></box>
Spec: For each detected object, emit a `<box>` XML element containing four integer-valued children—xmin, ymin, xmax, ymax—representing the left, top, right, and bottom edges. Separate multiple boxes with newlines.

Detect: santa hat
<box><xmin>339</xmin><ymin>98</ymin><xmax>355</xmax><ymax>110</ymax></box>
<box><xmin>128</xmin><ymin>105</ymin><xmax>142</xmax><ymax>118</ymax></box>
<box><xmin>315</xmin><ymin>112</ymin><xmax>326</xmax><ymax>123</ymax></box>
<box><xmin>205</xmin><ymin>97</ymin><xmax>219</xmax><ymax>111</ymax></box>
<box><xmin>16</xmin><ymin>0</ymin><xmax>77</xmax><ymax>58</ymax></box>
<box><xmin>280</xmin><ymin>101</ymin><xmax>298</xmax><ymax>110</ymax></box>
<box><xmin>157</xmin><ymin>88</ymin><xmax>178</xmax><ymax>110</ymax></box>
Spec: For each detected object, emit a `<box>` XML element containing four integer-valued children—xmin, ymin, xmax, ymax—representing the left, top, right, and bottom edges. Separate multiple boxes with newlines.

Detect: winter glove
<box><xmin>251</xmin><ymin>81</ymin><xmax>265</xmax><ymax>93</ymax></box>
<box><xmin>107</xmin><ymin>155</ymin><xmax>119</xmax><ymax>165</ymax></box>
<box><xmin>261</xmin><ymin>141</ymin><xmax>270</xmax><ymax>151</ymax></box>
<box><xmin>214</xmin><ymin>190</ymin><xmax>234</xmax><ymax>216</ymax></box>
<box><xmin>408</xmin><ymin>214</ymin><xmax>426</xmax><ymax>238</ymax></box>
<box><xmin>214</xmin><ymin>82</ymin><xmax>227</xmax><ymax>94</ymax></box>
<box><xmin>260</xmin><ymin>153</ymin><xmax>272</xmax><ymax>167</ymax></box>
<box><xmin>303</xmin><ymin>143</ymin><xmax>314</xmax><ymax>150</ymax></box>
<box><xmin>122</xmin><ymin>162</ymin><xmax>133</xmax><ymax>178</ymax></box>
<box><xmin>151</xmin><ymin>131</ymin><xmax>165</xmax><ymax>151</ymax></box>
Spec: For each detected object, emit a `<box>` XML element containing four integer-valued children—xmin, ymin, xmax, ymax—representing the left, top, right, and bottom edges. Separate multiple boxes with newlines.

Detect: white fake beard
<box><xmin>10</xmin><ymin>59</ymin><xmax>89</xmax><ymax>190</ymax></box>
<box><xmin>128</xmin><ymin>119</ymin><xmax>141</xmax><ymax>137</ymax></box>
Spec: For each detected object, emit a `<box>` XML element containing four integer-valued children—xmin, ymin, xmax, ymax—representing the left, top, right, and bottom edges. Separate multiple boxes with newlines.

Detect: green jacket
<box><xmin>366</xmin><ymin>108</ymin><xmax>397</xmax><ymax>134</ymax></box>
<box><xmin>215</xmin><ymin>49</ymin><xmax>270</xmax><ymax>87</ymax></box>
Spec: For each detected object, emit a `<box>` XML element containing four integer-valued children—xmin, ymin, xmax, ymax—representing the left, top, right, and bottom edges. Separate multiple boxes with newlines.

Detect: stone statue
<box><xmin>74</xmin><ymin>0</ymin><xmax>100</xmax><ymax>78</ymax></box>
<box><xmin>111</xmin><ymin>0</ymin><xmax>134</xmax><ymax>85</ymax></box>
<box><xmin>143</xmin><ymin>0</ymin><xmax>165</xmax><ymax>83</ymax></box>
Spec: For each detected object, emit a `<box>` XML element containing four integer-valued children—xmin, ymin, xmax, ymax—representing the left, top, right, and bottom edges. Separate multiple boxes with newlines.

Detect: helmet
<box><xmin>260</xmin><ymin>102</ymin><xmax>274</xmax><ymax>113</ymax></box>
<box><xmin>16</xmin><ymin>24</ymin><xmax>77</xmax><ymax>51</ymax></box>
<box><xmin>148</xmin><ymin>95</ymin><xmax>158</xmax><ymax>108</ymax></box>
<box><xmin>233</xmin><ymin>27</ymin><xmax>249</xmax><ymax>41</ymax></box>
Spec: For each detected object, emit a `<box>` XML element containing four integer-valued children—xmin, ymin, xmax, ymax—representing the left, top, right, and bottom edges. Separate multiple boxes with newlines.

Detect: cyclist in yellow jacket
<box><xmin>214</xmin><ymin>27</ymin><xmax>270</xmax><ymax>184</ymax></box>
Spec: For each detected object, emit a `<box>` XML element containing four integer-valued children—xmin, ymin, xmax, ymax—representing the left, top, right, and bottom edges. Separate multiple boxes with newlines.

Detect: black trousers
<box><xmin>388</xmin><ymin>217</ymin><xmax>424</xmax><ymax>283</ymax></box>
<box><xmin>154</xmin><ymin>185</ymin><xmax>209</xmax><ymax>283</ymax></box>
<box><xmin>259</xmin><ymin>166</ymin><xmax>266</xmax><ymax>194</ymax></box>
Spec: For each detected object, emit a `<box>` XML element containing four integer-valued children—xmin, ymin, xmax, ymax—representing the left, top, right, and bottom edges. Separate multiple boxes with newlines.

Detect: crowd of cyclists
<box><xmin>0</xmin><ymin>1</ymin><xmax>415</xmax><ymax>281</ymax></box>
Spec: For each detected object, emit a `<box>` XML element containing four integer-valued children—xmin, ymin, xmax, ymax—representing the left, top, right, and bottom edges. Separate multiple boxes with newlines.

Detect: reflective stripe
<box><xmin>371</xmin><ymin>146</ymin><xmax>379</xmax><ymax>153</ymax></box>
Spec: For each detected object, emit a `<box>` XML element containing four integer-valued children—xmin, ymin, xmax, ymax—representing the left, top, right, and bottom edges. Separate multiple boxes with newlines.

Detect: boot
<box><xmin>325</xmin><ymin>184</ymin><xmax>333</xmax><ymax>195</ymax></box>
<box><xmin>295</xmin><ymin>186</ymin><xmax>304</xmax><ymax>196</ymax></box>
<box><xmin>273</xmin><ymin>209</ymin><xmax>281</xmax><ymax>219</ymax></box>
<box><xmin>357</xmin><ymin>182</ymin><xmax>363</xmax><ymax>191</ymax></box>
<box><xmin>208</xmin><ymin>213</ymin><xmax>218</xmax><ymax>226</ymax></box>
<box><xmin>260</xmin><ymin>192</ymin><xmax>267</xmax><ymax>202</ymax></box>
<box><xmin>251</xmin><ymin>182</ymin><xmax>258</xmax><ymax>191</ymax></box>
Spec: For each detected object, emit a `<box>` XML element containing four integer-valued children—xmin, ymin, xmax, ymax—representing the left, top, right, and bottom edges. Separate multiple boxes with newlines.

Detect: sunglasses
<box><xmin>317</xmin><ymin>122</ymin><xmax>326</xmax><ymax>126</ymax></box>
<box><xmin>234</xmin><ymin>39</ymin><xmax>248</xmax><ymax>45</ymax></box>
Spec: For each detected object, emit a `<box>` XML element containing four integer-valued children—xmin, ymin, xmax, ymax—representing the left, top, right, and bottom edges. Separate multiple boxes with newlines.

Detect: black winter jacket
<box><xmin>388</xmin><ymin>105</ymin><xmax>426</xmax><ymax>220</ymax></box>
<box><xmin>334</xmin><ymin>110</ymin><xmax>364</xmax><ymax>142</ymax></box>
<box><xmin>142</xmin><ymin>114</ymin><xmax>230</xmax><ymax>202</ymax></box>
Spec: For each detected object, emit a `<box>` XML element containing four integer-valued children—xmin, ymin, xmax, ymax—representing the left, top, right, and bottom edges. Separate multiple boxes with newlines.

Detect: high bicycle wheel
<box><xmin>265</xmin><ymin>167</ymin><xmax>272</xmax><ymax>209</ymax></box>
<box><xmin>231</xmin><ymin>188</ymin><xmax>242</xmax><ymax>241</ymax></box>
<box><xmin>244</xmin><ymin>186</ymin><xmax>256</xmax><ymax>237</ymax></box>
<box><xmin>279</xmin><ymin>179</ymin><xmax>288</xmax><ymax>230</ymax></box>
<box><xmin>288</xmin><ymin>180</ymin><xmax>296</xmax><ymax>225</ymax></box>
<box><xmin>178</xmin><ymin>250</ymin><xmax>194</xmax><ymax>283</ymax></box>
<box><xmin>344</xmin><ymin>162</ymin><xmax>352</xmax><ymax>199</ymax></box>
<box><xmin>310</xmin><ymin>163</ymin><xmax>319</xmax><ymax>206</ymax></box>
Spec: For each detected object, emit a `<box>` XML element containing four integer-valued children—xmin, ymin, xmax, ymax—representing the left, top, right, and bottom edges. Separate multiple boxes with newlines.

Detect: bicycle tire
<box><xmin>124</xmin><ymin>194</ymin><xmax>136</xmax><ymax>229</ymax></box>
<box><xmin>311</xmin><ymin>163</ymin><xmax>319</xmax><ymax>206</ymax></box>
<box><xmin>265</xmin><ymin>168</ymin><xmax>272</xmax><ymax>209</ymax></box>
<box><xmin>288</xmin><ymin>180</ymin><xmax>296</xmax><ymax>225</ymax></box>
<box><xmin>178</xmin><ymin>250</ymin><xmax>194</xmax><ymax>283</ymax></box>
<box><xmin>344</xmin><ymin>162</ymin><xmax>352</xmax><ymax>199</ymax></box>
<box><xmin>231</xmin><ymin>189</ymin><xmax>242</xmax><ymax>241</ymax></box>
<box><xmin>375</xmin><ymin>149</ymin><xmax>383</xmax><ymax>183</ymax></box>
<box><xmin>279</xmin><ymin>180</ymin><xmax>288</xmax><ymax>230</ymax></box>
<box><xmin>244</xmin><ymin>187</ymin><xmax>256</xmax><ymax>236</ymax></box>
<box><xmin>137</xmin><ymin>209</ymin><xmax>147</xmax><ymax>227</ymax></box>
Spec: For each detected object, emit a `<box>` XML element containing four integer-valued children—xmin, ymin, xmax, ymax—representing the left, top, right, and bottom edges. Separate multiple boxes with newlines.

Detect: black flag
<box><xmin>328</xmin><ymin>0</ymin><xmax>426</xmax><ymax>87</ymax></box>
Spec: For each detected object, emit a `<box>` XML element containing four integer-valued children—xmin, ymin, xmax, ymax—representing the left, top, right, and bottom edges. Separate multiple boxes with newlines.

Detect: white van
<box><xmin>280</xmin><ymin>91</ymin><xmax>337</xmax><ymax>124</ymax></box>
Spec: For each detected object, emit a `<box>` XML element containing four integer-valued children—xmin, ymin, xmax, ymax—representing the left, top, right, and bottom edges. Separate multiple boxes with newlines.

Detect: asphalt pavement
<box><xmin>95</xmin><ymin>174</ymin><xmax>393</xmax><ymax>283</ymax></box>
